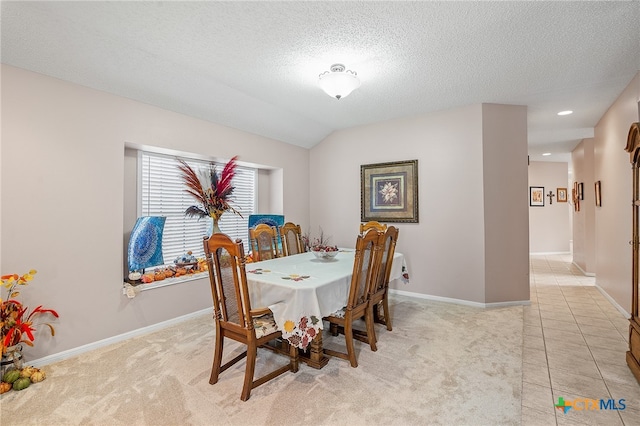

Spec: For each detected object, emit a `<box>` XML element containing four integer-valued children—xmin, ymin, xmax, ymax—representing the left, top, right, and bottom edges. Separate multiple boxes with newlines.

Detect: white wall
<box><xmin>528</xmin><ymin>161</ymin><xmax>571</xmax><ymax>254</ymax></box>
<box><xmin>0</xmin><ymin>65</ymin><xmax>310</xmax><ymax>360</ymax></box>
<box><xmin>309</xmin><ymin>103</ymin><xmax>530</xmax><ymax>304</ymax></box>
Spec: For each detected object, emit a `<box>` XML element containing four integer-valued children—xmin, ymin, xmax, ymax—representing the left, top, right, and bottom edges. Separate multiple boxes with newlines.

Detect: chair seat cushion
<box><xmin>328</xmin><ymin>307</ymin><xmax>347</xmax><ymax>319</ymax></box>
<box><xmin>253</xmin><ymin>313</ymin><xmax>279</xmax><ymax>338</ymax></box>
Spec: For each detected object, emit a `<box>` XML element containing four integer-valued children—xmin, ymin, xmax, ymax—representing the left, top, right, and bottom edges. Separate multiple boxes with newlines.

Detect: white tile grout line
<box><xmin>532</xmin><ymin>255</ymin><xmax>559</xmax><ymax>425</ymax></box>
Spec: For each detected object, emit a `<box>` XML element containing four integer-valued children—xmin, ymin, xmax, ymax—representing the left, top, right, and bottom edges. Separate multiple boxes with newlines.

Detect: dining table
<box><xmin>245</xmin><ymin>249</ymin><xmax>407</xmax><ymax>368</ymax></box>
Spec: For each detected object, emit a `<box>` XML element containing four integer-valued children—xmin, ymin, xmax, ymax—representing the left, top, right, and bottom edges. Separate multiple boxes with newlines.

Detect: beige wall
<box><xmin>2</xmin><ymin>63</ymin><xmax>541</xmax><ymax>361</ymax></box>
<box><xmin>528</xmin><ymin>161</ymin><xmax>571</xmax><ymax>254</ymax></box>
<box><xmin>571</xmin><ymin>138</ymin><xmax>596</xmax><ymax>274</ymax></box>
<box><xmin>591</xmin><ymin>72</ymin><xmax>640</xmax><ymax>312</ymax></box>
<box><xmin>310</xmin><ymin>103</ymin><xmax>530</xmax><ymax>304</ymax></box>
<box><xmin>482</xmin><ymin>104</ymin><xmax>530</xmax><ymax>303</ymax></box>
<box><xmin>0</xmin><ymin>65</ymin><xmax>310</xmax><ymax>359</ymax></box>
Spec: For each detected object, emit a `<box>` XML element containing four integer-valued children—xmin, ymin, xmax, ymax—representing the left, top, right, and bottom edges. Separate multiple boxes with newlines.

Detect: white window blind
<box><xmin>140</xmin><ymin>152</ymin><xmax>256</xmax><ymax>264</ymax></box>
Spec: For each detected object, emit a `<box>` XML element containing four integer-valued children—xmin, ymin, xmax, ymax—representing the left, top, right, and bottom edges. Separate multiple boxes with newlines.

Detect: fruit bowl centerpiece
<box><xmin>311</xmin><ymin>245</ymin><xmax>339</xmax><ymax>260</ymax></box>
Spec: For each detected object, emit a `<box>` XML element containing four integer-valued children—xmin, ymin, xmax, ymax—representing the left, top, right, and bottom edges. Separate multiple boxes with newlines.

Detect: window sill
<box><xmin>122</xmin><ymin>271</ymin><xmax>208</xmax><ymax>297</ymax></box>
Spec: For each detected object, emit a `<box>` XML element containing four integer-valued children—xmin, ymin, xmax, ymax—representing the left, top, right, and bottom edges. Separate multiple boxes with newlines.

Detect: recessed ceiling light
<box><xmin>542</xmin><ymin>153</ymin><xmax>551</xmax><ymax>156</ymax></box>
<box><xmin>557</xmin><ymin>110</ymin><xmax>573</xmax><ymax>116</ymax></box>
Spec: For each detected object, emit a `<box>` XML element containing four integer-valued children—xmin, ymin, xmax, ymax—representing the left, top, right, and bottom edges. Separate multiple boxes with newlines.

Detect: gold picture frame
<box><xmin>557</xmin><ymin>187</ymin><xmax>568</xmax><ymax>203</ymax></box>
<box><xmin>360</xmin><ymin>159</ymin><xmax>419</xmax><ymax>223</ymax></box>
<box><xmin>595</xmin><ymin>180</ymin><xmax>602</xmax><ymax>207</ymax></box>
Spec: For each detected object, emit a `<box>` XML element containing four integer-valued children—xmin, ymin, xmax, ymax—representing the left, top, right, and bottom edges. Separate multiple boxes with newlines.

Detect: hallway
<box><xmin>523</xmin><ymin>253</ymin><xmax>640</xmax><ymax>425</ymax></box>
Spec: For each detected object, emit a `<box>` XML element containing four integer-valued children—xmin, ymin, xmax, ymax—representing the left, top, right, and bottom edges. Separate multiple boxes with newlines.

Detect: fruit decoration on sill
<box><xmin>126</xmin><ymin>252</ymin><xmax>208</xmax><ymax>286</ymax></box>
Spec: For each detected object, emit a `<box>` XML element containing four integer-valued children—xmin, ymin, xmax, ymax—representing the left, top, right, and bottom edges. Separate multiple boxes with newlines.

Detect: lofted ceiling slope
<box><xmin>1</xmin><ymin>1</ymin><xmax>638</xmax><ymax>162</ymax></box>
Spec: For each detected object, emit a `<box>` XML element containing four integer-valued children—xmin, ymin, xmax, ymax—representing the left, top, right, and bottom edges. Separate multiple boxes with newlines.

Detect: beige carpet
<box><xmin>0</xmin><ymin>295</ymin><xmax>523</xmax><ymax>425</ymax></box>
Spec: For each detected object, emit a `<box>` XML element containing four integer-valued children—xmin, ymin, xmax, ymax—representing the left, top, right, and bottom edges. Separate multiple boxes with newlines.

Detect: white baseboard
<box><xmin>595</xmin><ymin>284</ymin><xmax>630</xmax><ymax>318</ymax></box>
<box><xmin>389</xmin><ymin>289</ymin><xmax>530</xmax><ymax>308</ymax></box>
<box><xmin>529</xmin><ymin>251</ymin><xmax>572</xmax><ymax>255</ymax></box>
<box><xmin>572</xmin><ymin>261</ymin><xmax>596</xmax><ymax>277</ymax></box>
<box><xmin>27</xmin><ymin>308</ymin><xmax>213</xmax><ymax>368</ymax></box>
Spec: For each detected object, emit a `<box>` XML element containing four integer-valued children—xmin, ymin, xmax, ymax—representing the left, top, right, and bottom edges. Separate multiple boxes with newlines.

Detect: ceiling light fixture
<box><xmin>542</xmin><ymin>153</ymin><xmax>552</xmax><ymax>156</ymax></box>
<box><xmin>557</xmin><ymin>110</ymin><xmax>573</xmax><ymax>116</ymax></box>
<box><xmin>318</xmin><ymin>64</ymin><xmax>360</xmax><ymax>100</ymax></box>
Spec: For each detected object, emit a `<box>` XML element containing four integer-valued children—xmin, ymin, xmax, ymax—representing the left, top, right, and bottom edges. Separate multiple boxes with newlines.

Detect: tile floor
<box><xmin>522</xmin><ymin>253</ymin><xmax>640</xmax><ymax>425</ymax></box>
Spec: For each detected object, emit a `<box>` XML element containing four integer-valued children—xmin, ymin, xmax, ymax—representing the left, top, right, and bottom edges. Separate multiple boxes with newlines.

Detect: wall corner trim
<box><xmin>572</xmin><ymin>261</ymin><xmax>596</xmax><ymax>277</ymax></box>
<box><xmin>595</xmin><ymin>284</ymin><xmax>630</xmax><ymax>318</ymax></box>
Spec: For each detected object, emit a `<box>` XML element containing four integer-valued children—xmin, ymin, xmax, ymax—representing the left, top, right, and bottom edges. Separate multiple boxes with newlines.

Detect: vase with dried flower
<box><xmin>177</xmin><ymin>156</ymin><xmax>243</xmax><ymax>236</ymax></box>
<box><xmin>1</xmin><ymin>270</ymin><xmax>58</xmax><ymax>375</ymax></box>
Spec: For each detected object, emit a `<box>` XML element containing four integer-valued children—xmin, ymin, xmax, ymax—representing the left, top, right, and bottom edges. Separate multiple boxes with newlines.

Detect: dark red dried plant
<box><xmin>177</xmin><ymin>156</ymin><xmax>242</xmax><ymax>220</ymax></box>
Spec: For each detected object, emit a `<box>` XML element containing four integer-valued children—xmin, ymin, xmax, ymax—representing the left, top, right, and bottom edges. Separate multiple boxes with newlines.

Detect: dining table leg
<box><xmin>299</xmin><ymin>329</ymin><xmax>330</xmax><ymax>369</ymax></box>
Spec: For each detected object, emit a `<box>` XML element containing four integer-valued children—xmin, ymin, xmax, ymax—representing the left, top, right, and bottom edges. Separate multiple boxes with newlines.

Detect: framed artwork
<box><xmin>529</xmin><ymin>186</ymin><xmax>545</xmax><ymax>207</ymax></box>
<box><xmin>578</xmin><ymin>182</ymin><xmax>584</xmax><ymax>200</ymax></box>
<box><xmin>557</xmin><ymin>188</ymin><xmax>568</xmax><ymax>203</ymax></box>
<box><xmin>572</xmin><ymin>182</ymin><xmax>580</xmax><ymax>212</ymax></box>
<box><xmin>595</xmin><ymin>180</ymin><xmax>602</xmax><ymax>207</ymax></box>
<box><xmin>361</xmin><ymin>159</ymin><xmax>419</xmax><ymax>223</ymax></box>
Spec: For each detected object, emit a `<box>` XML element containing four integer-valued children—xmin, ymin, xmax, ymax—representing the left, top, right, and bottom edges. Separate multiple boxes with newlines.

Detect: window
<box><xmin>139</xmin><ymin>151</ymin><xmax>256</xmax><ymax>265</ymax></box>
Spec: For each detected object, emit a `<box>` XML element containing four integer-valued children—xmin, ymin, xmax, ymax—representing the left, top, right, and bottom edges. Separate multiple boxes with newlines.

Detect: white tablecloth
<box><xmin>246</xmin><ymin>249</ymin><xmax>406</xmax><ymax>349</ymax></box>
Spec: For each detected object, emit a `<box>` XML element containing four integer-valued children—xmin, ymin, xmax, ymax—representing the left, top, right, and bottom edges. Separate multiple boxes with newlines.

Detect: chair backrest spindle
<box><xmin>249</xmin><ymin>223</ymin><xmax>279</xmax><ymax>261</ymax></box>
<box><xmin>280</xmin><ymin>222</ymin><xmax>304</xmax><ymax>256</ymax></box>
<box><xmin>205</xmin><ymin>235</ymin><xmax>251</xmax><ymax>328</ymax></box>
<box><xmin>371</xmin><ymin>226</ymin><xmax>399</xmax><ymax>296</ymax></box>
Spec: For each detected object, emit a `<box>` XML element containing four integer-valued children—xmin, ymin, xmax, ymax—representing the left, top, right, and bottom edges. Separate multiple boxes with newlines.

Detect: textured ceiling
<box><xmin>2</xmin><ymin>1</ymin><xmax>639</xmax><ymax>162</ymax></box>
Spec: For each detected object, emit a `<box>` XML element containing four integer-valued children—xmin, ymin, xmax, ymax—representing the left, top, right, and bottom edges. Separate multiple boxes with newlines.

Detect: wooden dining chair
<box><xmin>367</xmin><ymin>226</ymin><xmax>399</xmax><ymax>337</ymax></box>
<box><xmin>203</xmin><ymin>233</ymin><xmax>298</xmax><ymax>401</ymax></box>
<box><xmin>322</xmin><ymin>228</ymin><xmax>384</xmax><ymax>367</ymax></box>
<box><xmin>359</xmin><ymin>220</ymin><xmax>387</xmax><ymax>234</ymax></box>
<box><xmin>249</xmin><ymin>223</ymin><xmax>279</xmax><ymax>261</ymax></box>
<box><xmin>346</xmin><ymin>226</ymin><xmax>399</xmax><ymax>352</ymax></box>
<box><xmin>279</xmin><ymin>222</ymin><xmax>304</xmax><ymax>256</ymax></box>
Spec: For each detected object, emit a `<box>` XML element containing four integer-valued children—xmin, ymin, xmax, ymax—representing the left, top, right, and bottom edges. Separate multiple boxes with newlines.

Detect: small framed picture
<box><xmin>557</xmin><ymin>188</ymin><xmax>568</xmax><ymax>203</ymax></box>
<box><xmin>530</xmin><ymin>186</ymin><xmax>545</xmax><ymax>207</ymax></box>
<box><xmin>595</xmin><ymin>180</ymin><xmax>602</xmax><ymax>207</ymax></box>
<box><xmin>578</xmin><ymin>182</ymin><xmax>584</xmax><ymax>200</ymax></box>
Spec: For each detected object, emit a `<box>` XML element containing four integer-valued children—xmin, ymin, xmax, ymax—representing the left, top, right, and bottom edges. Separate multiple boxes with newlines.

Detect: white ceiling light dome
<box><xmin>318</xmin><ymin>64</ymin><xmax>360</xmax><ymax>100</ymax></box>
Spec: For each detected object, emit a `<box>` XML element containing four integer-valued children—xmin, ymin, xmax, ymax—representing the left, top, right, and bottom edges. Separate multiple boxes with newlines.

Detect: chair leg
<box><xmin>365</xmin><ymin>304</ymin><xmax>378</xmax><ymax>352</ymax></box>
<box><xmin>209</xmin><ymin>330</ymin><xmax>224</xmax><ymax>385</ymax></box>
<box><xmin>373</xmin><ymin>301</ymin><xmax>381</xmax><ymax>323</ymax></box>
<box><xmin>343</xmin><ymin>320</ymin><xmax>358</xmax><ymax>368</ymax></box>
<box><xmin>329</xmin><ymin>322</ymin><xmax>339</xmax><ymax>336</ymax></box>
<box><xmin>382</xmin><ymin>296</ymin><xmax>392</xmax><ymax>331</ymax></box>
<box><xmin>241</xmin><ymin>344</ymin><xmax>258</xmax><ymax>401</ymax></box>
